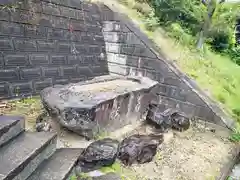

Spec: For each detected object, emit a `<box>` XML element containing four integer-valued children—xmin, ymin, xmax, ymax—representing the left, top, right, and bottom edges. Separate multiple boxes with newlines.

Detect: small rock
<box><xmin>147</xmin><ymin>105</ymin><xmax>190</xmax><ymax>132</ymax></box>
<box><xmin>118</xmin><ymin>134</ymin><xmax>163</xmax><ymax>166</ymax></box>
<box><xmin>171</xmin><ymin>112</ymin><xmax>190</xmax><ymax>132</ymax></box>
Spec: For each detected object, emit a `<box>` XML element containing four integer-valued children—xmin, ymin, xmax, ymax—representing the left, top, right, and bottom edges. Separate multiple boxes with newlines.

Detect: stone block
<box><xmin>0</xmin><ymin>21</ymin><xmax>24</xmax><ymax>36</ymax></box>
<box><xmin>91</xmin><ymin>65</ymin><xmax>109</xmax><ymax>76</ymax></box>
<box><xmin>0</xmin><ymin>9</ymin><xmax>10</xmax><ymax>21</ymax></box>
<box><xmin>70</xmin><ymin>19</ymin><xmax>86</xmax><ymax>31</ymax></box>
<box><xmin>10</xmin><ymin>9</ymin><xmax>35</xmax><ymax>24</ymax></box>
<box><xmin>34</xmin><ymin>78</ymin><xmax>53</xmax><ymax>93</ymax></box>
<box><xmin>75</xmin><ymin>44</ymin><xmax>88</xmax><ymax>54</ymax></box>
<box><xmin>89</xmin><ymin>45</ymin><xmax>103</xmax><ymax>55</ymax></box>
<box><xmin>37</xmin><ymin>40</ymin><xmax>56</xmax><ymax>52</ymax></box>
<box><xmin>68</xmin><ymin>55</ymin><xmax>83</xmax><ymax>65</ymax></box>
<box><xmin>50</xmin><ymin>54</ymin><xmax>67</xmax><ymax>65</ymax></box>
<box><xmin>47</xmin><ymin>28</ymin><xmax>63</xmax><ymax>40</ymax></box>
<box><xmin>40</xmin><ymin>75</ymin><xmax>158</xmax><ymax>139</ymax></box>
<box><xmin>52</xmin><ymin>16</ymin><xmax>68</xmax><ymax>29</ymax></box>
<box><xmin>120</xmin><ymin>45</ymin><xmax>134</xmax><ymax>55</ymax></box>
<box><xmin>61</xmin><ymin>66</ymin><xmax>78</xmax><ymax>78</ymax></box>
<box><xmin>69</xmin><ymin>0</ymin><xmax>82</xmax><ymax>9</ymax></box>
<box><xmin>4</xmin><ymin>54</ymin><xmax>29</xmax><ymax>67</ymax></box>
<box><xmin>106</xmin><ymin>43</ymin><xmax>120</xmax><ymax>54</ymax></box>
<box><xmin>25</xmin><ymin>25</ymin><xmax>47</xmax><ymax>39</ymax></box>
<box><xmin>82</xmin><ymin>55</ymin><xmax>103</xmax><ymax>66</ymax></box>
<box><xmin>0</xmin><ymin>38</ymin><xmax>14</xmax><ymax>51</ymax></box>
<box><xmin>86</xmin><ymin>24</ymin><xmax>102</xmax><ymax>32</ymax></box>
<box><xmin>81</xmin><ymin>32</ymin><xmax>93</xmax><ymax>43</ymax></box>
<box><xmin>57</xmin><ymin>42</ymin><xmax>71</xmax><ymax>53</ymax></box>
<box><xmin>42</xmin><ymin>2</ymin><xmax>61</xmax><ymax>16</ymax></box>
<box><xmin>42</xmin><ymin>67</ymin><xmax>60</xmax><ymax>79</ymax></box>
<box><xmin>54</xmin><ymin>79</ymin><xmax>69</xmax><ymax>85</ymax></box>
<box><xmin>0</xmin><ymin>69</ymin><xmax>19</xmax><ymax>82</ymax></box>
<box><xmin>60</xmin><ymin>6</ymin><xmax>78</xmax><ymax>19</ymax></box>
<box><xmin>0</xmin><ymin>83</ymin><xmax>9</xmax><ymax>98</ymax></box>
<box><xmin>102</xmin><ymin>21</ymin><xmax>130</xmax><ymax>32</ymax></box>
<box><xmin>77</xmin><ymin>66</ymin><xmax>95</xmax><ymax>79</ymax></box>
<box><xmin>155</xmin><ymin>84</ymin><xmax>186</xmax><ymax>101</ymax></box>
<box><xmin>20</xmin><ymin>68</ymin><xmax>42</xmax><ymax>80</ymax></box>
<box><xmin>10</xmin><ymin>82</ymin><xmax>33</xmax><ymax>96</ymax></box>
<box><xmin>29</xmin><ymin>54</ymin><xmax>49</xmax><ymax>66</ymax></box>
<box><xmin>0</xmin><ymin>54</ymin><xmax>4</xmax><ymax>68</ymax></box>
<box><xmin>18</xmin><ymin>0</ymin><xmax>42</xmax><ymax>12</ymax></box>
<box><xmin>14</xmin><ymin>39</ymin><xmax>37</xmax><ymax>51</ymax></box>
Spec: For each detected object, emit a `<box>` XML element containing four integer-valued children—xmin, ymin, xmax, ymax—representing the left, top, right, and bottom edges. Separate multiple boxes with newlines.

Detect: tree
<box><xmin>197</xmin><ymin>0</ymin><xmax>225</xmax><ymax>49</ymax></box>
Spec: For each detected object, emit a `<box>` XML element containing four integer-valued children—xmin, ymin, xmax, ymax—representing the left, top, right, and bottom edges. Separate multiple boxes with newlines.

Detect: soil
<box><xmin>0</xmin><ymin>97</ymin><xmax>237</xmax><ymax>180</ymax></box>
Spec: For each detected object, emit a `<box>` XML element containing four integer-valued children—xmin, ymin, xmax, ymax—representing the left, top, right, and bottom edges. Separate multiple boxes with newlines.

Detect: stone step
<box><xmin>0</xmin><ymin>115</ymin><xmax>25</xmax><ymax>148</ymax></box>
<box><xmin>27</xmin><ymin>148</ymin><xmax>84</xmax><ymax>180</ymax></box>
<box><xmin>0</xmin><ymin>132</ymin><xmax>57</xmax><ymax>180</ymax></box>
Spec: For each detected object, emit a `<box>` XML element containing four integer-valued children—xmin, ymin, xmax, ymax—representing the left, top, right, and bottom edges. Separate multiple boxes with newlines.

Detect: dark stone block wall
<box><xmin>0</xmin><ymin>0</ymin><xmax>235</xmax><ymax>128</ymax></box>
<box><xmin>0</xmin><ymin>0</ymin><xmax>109</xmax><ymax>98</ymax></box>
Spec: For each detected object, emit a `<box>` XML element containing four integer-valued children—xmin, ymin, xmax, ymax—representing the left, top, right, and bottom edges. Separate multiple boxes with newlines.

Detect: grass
<box><xmin>100</xmin><ymin>0</ymin><xmax>240</xmax><ymax>128</ymax></box>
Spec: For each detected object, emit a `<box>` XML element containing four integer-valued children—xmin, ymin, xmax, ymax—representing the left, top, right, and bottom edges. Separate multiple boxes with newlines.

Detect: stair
<box><xmin>0</xmin><ymin>115</ymin><xmax>25</xmax><ymax>147</ymax></box>
<box><xmin>0</xmin><ymin>115</ymin><xmax>83</xmax><ymax>180</ymax></box>
<box><xmin>27</xmin><ymin>148</ymin><xmax>83</xmax><ymax>180</ymax></box>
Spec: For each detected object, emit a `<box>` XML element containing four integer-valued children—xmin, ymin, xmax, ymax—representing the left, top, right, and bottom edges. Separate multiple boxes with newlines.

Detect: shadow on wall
<box><xmin>0</xmin><ymin>0</ymin><xmax>111</xmax><ymax>99</ymax></box>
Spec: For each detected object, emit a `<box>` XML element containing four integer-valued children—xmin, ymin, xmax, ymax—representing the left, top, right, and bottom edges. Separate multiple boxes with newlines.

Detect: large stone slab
<box><xmin>40</xmin><ymin>75</ymin><xmax>158</xmax><ymax>139</ymax></box>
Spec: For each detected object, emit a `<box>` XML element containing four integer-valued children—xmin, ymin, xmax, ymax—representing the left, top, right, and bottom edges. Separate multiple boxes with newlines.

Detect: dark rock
<box><xmin>78</xmin><ymin>138</ymin><xmax>119</xmax><ymax>171</ymax></box>
<box><xmin>171</xmin><ymin>112</ymin><xmax>190</xmax><ymax>132</ymax></box>
<box><xmin>40</xmin><ymin>75</ymin><xmax>158</xmax><ymax>139</ymax></box>
<box><xmin>146</xmin><ymin>105</ymin><xmax>174</xmax><ymax>132</ymax></box>
<box><xmin>147</xmin><ymin>105</ymin><xmax>190</xmax><ymax>132</ymax></box>
<box><xmin>92</xmin><ymin>173</ymin><xmax>122</xmax><ymax>180</ymax></box>
<box><xmin>118</xmin><ymin>134</ymin><xmax>163</xmax><ymax>166</ymax></box>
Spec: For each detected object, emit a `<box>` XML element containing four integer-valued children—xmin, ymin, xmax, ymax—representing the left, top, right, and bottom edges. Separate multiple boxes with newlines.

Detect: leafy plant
<box><xmin>229</xmin><ymin>132</ymin><xmax>240</xmax><ymax>142</ymax></box>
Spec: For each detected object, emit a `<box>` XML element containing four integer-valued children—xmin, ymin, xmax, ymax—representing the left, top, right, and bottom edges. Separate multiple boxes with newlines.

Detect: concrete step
<box><xmin>27</xmin><ymin>148</ymin><xmax>84</xmax><ymax>180</ymax></box>
<box><xmin>0</xmin><ymin>115</ymin><xmax>25</xmax><ymax>148</ymax></box>
<box><xmin>0</xmin><ymin>132</ymin><xmax>57</xmax><ymax>180</ymax></box>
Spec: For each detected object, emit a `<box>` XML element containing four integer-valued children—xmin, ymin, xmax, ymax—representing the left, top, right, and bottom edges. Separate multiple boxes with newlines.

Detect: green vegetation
<box><xmin>110</xmin><ymin>0</ymin><xmax>240</xmax><ymax>137</ymax></box>
<box><xmin>0</xmin><ymin>96</ymin><xmax>42</xmax><ymax>130</ymax></box>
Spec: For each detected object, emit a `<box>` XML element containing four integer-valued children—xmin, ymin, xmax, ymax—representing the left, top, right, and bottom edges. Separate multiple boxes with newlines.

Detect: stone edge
<box><xmin>103</xmin><ymin>2</ymin><xmax>236</xmax><ymax>130</ymax></box>
<box><xmin>217</xmin><ymin>145</ymin><xmax>240</xmax><ymax>180</ymax></box>
<box><xmin>5</xmin><ymin>132</ymin><xmax>57</xmax><ymax>180</ymax></box>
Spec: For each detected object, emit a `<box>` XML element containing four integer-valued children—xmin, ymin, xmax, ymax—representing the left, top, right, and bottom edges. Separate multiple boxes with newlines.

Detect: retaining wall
<box><xmin>0</xmin><ymin>0</ymin><xmax>235</xmax><ymax>128</ymax></box>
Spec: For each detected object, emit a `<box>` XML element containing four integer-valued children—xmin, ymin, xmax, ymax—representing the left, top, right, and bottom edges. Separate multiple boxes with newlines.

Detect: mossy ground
<box><xmin>0</xmin><ymin>96</ymin><xmax>42</xmax><ymax>131</ymax></box>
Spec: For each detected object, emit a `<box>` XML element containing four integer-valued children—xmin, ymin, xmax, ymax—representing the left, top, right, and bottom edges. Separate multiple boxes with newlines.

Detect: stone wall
<box><xmin>0</xmin><ymin>0</ymin><xmax>235</xmax><ymax>129</ymax></box>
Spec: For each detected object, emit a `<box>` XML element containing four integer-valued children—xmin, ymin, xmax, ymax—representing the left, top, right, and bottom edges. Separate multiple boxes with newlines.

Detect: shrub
<box><xmin>150</xmin><ymin>0</ymin><xmax>239</xmax><ymax>53</ymax></box>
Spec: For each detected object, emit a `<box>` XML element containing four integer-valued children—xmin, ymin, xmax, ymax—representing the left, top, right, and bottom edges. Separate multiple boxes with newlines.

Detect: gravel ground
<box><xmin>0</xmin><ymin>97</ymin><xmax>237</xmax><ymax>180</ymax></box>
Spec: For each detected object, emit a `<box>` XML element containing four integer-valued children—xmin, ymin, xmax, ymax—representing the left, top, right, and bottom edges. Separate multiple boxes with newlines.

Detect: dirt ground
<box><xmin>0</xmin><ymin>97</ymin><xmax>238</xmax><ymax>180</ymax></box>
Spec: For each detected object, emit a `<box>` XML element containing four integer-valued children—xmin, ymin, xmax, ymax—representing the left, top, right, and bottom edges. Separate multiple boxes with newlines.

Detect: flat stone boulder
<box><xmin>40</xmin><ymin>75</ymin><xmax>158</xmax><ymax>139</ymax></box>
